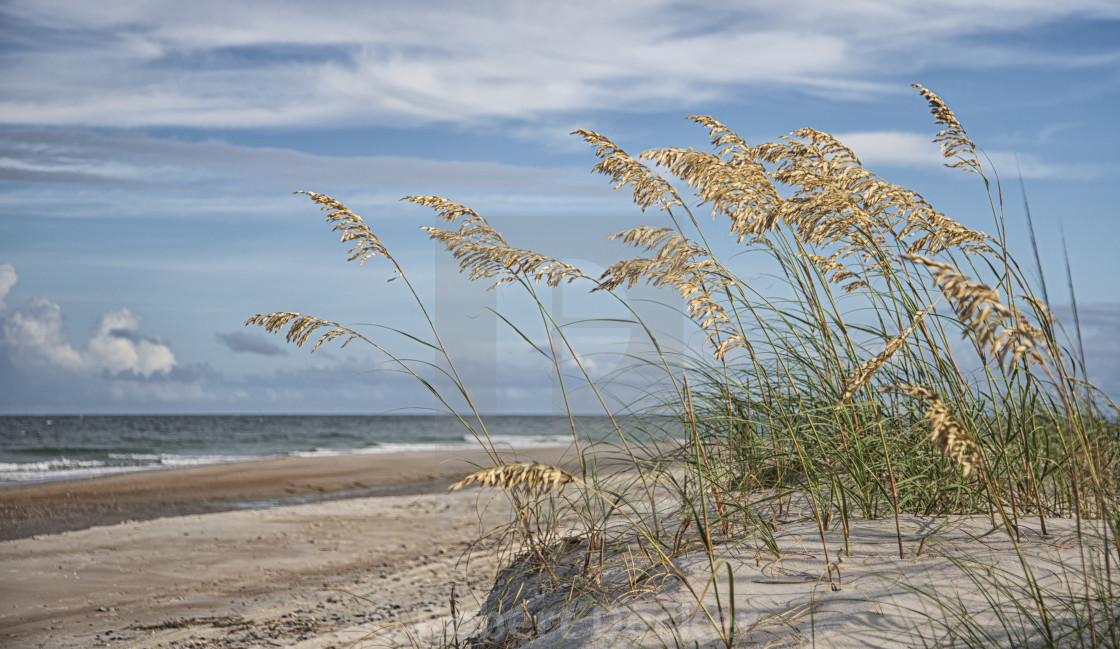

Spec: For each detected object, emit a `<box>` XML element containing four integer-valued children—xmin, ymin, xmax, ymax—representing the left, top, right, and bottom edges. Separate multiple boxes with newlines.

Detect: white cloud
<box><xmin>981</xmin><ymin>151</ymin><xmax>1111</xmax><ymax>181</ymax></box>
<box><xmin>831</xmin><ymin>131</ymin><xmax>1115</xmax><ymax>180</ymax></box>
<box><xmin>835</xmin><ymin>131</ymin><xmax>945</xmax><ymax>168</ymax></box>
<box><xmin>0</xmin><ymin>264</ymin><xmax>16</xmax><ymax>301</ymax></box>
<box><xmin>2</xmin><ymin>0</ymin><xmax>1117</xmax><ymax>128</ymax></box>
<box><xmin>0</xmin><ymin>264</ymin><xmax>175</xmax><ymax>377</ymax></box>
<box><xmin>1</xmin><ymin>295</ymin><xmax>83</xmax><ymax>371</ymax></box>
<box><xmin>85</xmin><ymin>309</ymin><xmax>176</xmax><ymax>377</ymax></box>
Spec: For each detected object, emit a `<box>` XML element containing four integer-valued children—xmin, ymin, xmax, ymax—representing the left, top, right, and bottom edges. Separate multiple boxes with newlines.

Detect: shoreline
<box><xmin>0</xmin><ymin>446</ymin><xmax>578</xmax><ymax>649</ymax></box>
<box><xmin>3</xmin><ymin>446</ymin><xmax>1113</xmax><ymax>648</ymax></box>
<box><xmin>0</xmin><ymin>445</ymin><xmax>576</xmax><ymax>541</ymax></box>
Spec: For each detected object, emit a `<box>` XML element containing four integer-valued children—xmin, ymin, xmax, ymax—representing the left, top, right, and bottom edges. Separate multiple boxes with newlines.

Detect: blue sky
<box><xmin>1</xmin><ymin>1</ymin><xmax>1118</xmax><ymax>414</ymax></box>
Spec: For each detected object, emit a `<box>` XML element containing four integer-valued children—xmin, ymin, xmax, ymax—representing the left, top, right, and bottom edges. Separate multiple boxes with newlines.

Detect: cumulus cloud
<box><xmin>0</xmin><ymin>263</ymin><xmax>175</xmax><ymax>378</ymax></box>
<box><xmin>86</xmin><ymin>310</ymin><xmax>176</xmax><ymax>376</ymax></box>
<box><xmin>0</xmin><ymin>264</ymin><xmax>16</xmax><ymax>299</ymax></box>
<box><xmin>216</xmin><ymin>330</ymin><xmax>288</xmax><ymax>356</ymax></box>
<box><xmin>0</xmin><ymin>295</ymin><xmax>83</xmax><ymax>371</ymax></box>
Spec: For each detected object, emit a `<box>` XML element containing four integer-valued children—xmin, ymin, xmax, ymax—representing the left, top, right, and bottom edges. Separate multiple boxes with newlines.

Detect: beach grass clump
<box><xmin>248</xmin><ymin>83</ymin><xmax>1118</xmax><ymax>647</ymax></box>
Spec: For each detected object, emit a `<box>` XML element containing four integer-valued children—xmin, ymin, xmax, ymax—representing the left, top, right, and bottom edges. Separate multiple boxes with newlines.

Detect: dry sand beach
<box><xmin>0</xmin><ymin>447</ymin><xmax>570</xmax><ymax>649</ymax></box>
<box><xmin>3</xmin><ymin>447</ymin><xmax>1116</xmax><ymax>649</ymax></box>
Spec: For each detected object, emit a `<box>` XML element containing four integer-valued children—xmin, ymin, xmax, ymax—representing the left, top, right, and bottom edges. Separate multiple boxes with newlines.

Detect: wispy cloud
<box><xmin>3</xmin><ymin>0</ymin><xmax>1117</xmax><ymax>128</ymax></box>
<box><xmin>835</xmin><ymin>131</ymin><xmax>945</xmax><ymax>168</ymax></box>
<box><xmin>0</xmin><ymin>128</ymin><xmax>580</xmax><ymax>189</ymax></box>
<box><xmin>832</xmin><ymin>131</ymin><xmax>1115</xmax><ymax>180</ymax></box>
<box><xmin>3</xmin><ymin>1</ymin><xmax>1117</xmax><ymax>415</ymax></box>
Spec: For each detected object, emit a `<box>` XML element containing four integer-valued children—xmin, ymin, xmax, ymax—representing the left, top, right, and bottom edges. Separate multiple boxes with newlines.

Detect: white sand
<box><xmin>477</xmin><ymin>515</ymin><xmax>1115</xmax><ymax>648</ymax></box>
<box><xmin>1</xmin><ymin>489</ymin><xmax>513</xmax><ymax>648</ymax></box>
<box><xmin>4</xmin><ymin>452</ymin><xmax>1115</xmax><ymax>649</ymax></box>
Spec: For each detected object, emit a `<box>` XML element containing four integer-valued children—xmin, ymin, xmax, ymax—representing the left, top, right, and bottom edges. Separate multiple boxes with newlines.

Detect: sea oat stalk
<box><xmin>882</xmin><ymin>384</ymin><xmax>981</xmax><ymax>477</ymax></box>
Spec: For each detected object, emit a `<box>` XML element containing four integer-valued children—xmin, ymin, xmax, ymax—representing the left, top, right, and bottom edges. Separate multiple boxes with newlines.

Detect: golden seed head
<box><xmin>904</xmin><ymin>254</ymin><xmax>1044</xmax><ymax>369</ymax></box>
<box><xmin>882</xmin><ymin>384</ymin><xmax>982</xmax><ymax>477</ymax></box>
<box><xmin>448</xmin><ymin>462</ymin><xmax>576</xmax><ymax>495</ymax></box>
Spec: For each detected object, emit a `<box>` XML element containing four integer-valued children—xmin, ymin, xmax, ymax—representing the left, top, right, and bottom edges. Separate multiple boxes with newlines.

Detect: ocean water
<box><xmin>0</xmin><ymin>414</ymin><xmax>637</xmax><ymax>484</ymax></box>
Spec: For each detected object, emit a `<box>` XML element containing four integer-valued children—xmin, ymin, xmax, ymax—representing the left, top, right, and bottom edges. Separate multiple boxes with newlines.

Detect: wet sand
<box><xmin>0</xmin><ymin>446</ymin><xmax>575</xmax><ymax>541</ymax></box>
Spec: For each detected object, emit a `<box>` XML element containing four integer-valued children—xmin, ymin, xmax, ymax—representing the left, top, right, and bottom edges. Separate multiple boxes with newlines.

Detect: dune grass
<box><xmin>248</xmin><ymin>84</ymin><xmax>1119</xmax><ymax>648</ymax></box>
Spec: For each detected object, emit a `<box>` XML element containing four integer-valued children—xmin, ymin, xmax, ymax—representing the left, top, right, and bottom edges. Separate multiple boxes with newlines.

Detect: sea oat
<box><xmin>882</xmin><ymin>384</ymin><xmax>981</xmax><ymax>477</ymax></box>
<box><xmin>836</xmin><ymin>304</ymin><xmax>933</xmax><ymax>406</ymax></box>
<box><xmin>405</xmin><ymin>196</ymin><xmax>593</xmax><ymax>290</ymax></box>
<box><xmin>449</xmin><ymin>462</ymin><xmax>575</xmax><ymax>495</ymax></box>
<box><xmin>665</xmin><ymin>119</ymin><xmax>993</xmax><ymax>272</ymax></box>
<box><xmin>245</xmin><ymin>312</ymin><xmax>360</xmax><ymax>353</ymax></box>
<box><xmin>296</xmin><ymin>191</ymin><xmax>398</xmax><ymax>273</ymax></box>
<box><xmin>912</xmin><ymin>84</ymin><xmax>981</xmax><ymax>175</ymax></box>
<box><xmin>904</xmin><ymin>254</ymin><xmax>1043</xmax><ymax>368</ymax></box>
<box><xmin>801</xmin><ymin>252</ymin><xmax>869</xmax><ymax>293</ymax></box>
<box><xmin>688</xmin><ymin>114</ymin><xmax>751</xmax><ymax>156</ymax></box>
<box><xmin>573</xmin><ymin>129</ymin><xmax>684</xmax><ymax>213</ymax></box>
<box><xmin>643</xmin><ymin>144</ymin><xmax>783</xmax><ymax>242</ymax></box>
<box><xmin>900</xmin><ymin>209</ymin><xmax>994</xmax><ymax>257</ymax></box>
<box><xmin>402</xmin><ymin>195</ymin><xmax>481</xmax><ymax>224</ymax></box>
<box><xmin>595</xmin><ymin>226</ymin><xmax>748</xmax><ymax>360</ymax></box>
<box><xmin>751</xmin><ymin>129</ymin><xmax>893</xmax><ymax>254</ymax></box>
